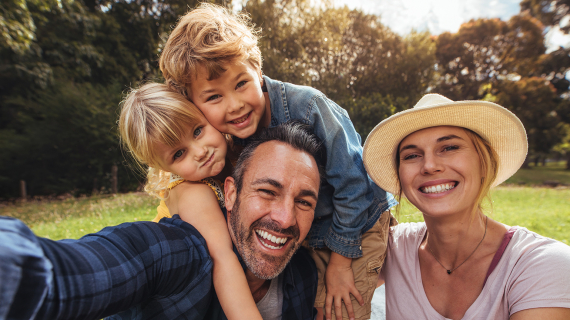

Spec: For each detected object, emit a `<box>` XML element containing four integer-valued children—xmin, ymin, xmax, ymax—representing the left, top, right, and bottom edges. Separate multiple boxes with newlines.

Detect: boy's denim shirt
<box><xmin>261</xmin><ymin>75</ymin><xmax>397</xmax><ymax>258</ymax></box>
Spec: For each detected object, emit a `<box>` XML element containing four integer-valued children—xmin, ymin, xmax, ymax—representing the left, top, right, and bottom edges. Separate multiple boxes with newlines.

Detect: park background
<box><xmin>1</xmin><ymin>0</ymin><xmax>569</xmax><ymax>244</ymax></box>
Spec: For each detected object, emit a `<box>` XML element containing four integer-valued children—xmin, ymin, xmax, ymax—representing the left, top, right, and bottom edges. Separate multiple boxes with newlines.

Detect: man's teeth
<box><xmin>255</xmin><ymin>229</ymin><xmax>287</xmax><ymax>249</ymax></box>
<box><xmin>230</xmin><ymin>114</ymin><xmax>248</xmax><ymax>124</ymax></box>
<box><xmin>421</xmin><ymin>183</ymin><xmax>455</xmax><ymax>194</ymax></box>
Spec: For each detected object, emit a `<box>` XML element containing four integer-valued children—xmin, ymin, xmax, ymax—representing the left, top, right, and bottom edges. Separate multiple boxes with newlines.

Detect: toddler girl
<box><xmin>119</xmin><ymin>82</ymin><xmax>261</xmax><ymax>320</ymax></box>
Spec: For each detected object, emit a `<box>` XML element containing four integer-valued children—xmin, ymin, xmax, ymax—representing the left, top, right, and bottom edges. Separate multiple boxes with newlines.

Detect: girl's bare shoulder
<box><xmin>172</xmin><ymin>181</ymin><xmax>217</xmax><ymax>201</ymax></box>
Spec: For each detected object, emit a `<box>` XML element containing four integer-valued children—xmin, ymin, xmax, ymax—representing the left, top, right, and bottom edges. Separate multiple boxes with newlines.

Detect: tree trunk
<box><xmin>111</xmin><ymin>165</ymin><xmax>118</xmax><ymax>194</ymax></box>
<box><xmin>20</xmin><ymin>180</ymin><xmax>27</xmax><ymax>202</ymax></box>
<box><xmin>92</xmin><ymin>177</ymin><xmax>99</xmax><ymax>195</ymax></box>
<box><xmin>567</xmin><ymin>153</ymin><xmax>570</xmax><ymax>170</ymax></box>
<box><xmin>541</xmin><ymin>157</ymin><xmax>547</xmax><ymax>167</ymax></box>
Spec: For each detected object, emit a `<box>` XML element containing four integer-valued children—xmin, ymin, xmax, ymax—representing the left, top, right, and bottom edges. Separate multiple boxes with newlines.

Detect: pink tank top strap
<box><xmin>484</xmin><ymin>226</ymin><xmax>518</xmax><ymax>284</ymax></box>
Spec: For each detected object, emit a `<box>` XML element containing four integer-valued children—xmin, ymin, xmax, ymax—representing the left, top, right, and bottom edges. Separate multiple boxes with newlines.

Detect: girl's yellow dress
<box><xmin>152</xmin><ymin>173</ymin><xmax>225</xmax><ymax>222</ymax></box>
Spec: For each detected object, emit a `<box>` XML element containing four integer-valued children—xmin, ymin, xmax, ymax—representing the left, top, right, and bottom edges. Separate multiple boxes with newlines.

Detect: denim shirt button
<box><xmin>359</xmin><ymin>246</ymin><xmax>362</xmax><ymax>250</ymax></box>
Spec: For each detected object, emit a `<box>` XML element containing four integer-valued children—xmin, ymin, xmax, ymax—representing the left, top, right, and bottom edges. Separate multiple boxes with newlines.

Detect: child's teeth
<box><xmin>232</xmin><ymin>114</ymin><xmax>248</xmax><ymax>124</ymax></box>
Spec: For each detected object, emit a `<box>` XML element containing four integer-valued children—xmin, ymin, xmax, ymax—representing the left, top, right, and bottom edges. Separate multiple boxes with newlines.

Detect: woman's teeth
<box><xmin>230</xmin><ymin>114</ymin><xmax>248</xmax><ymax>124</ymax></box>
<box><xmin>256</xmin><ymin>229</ymin><xmax>287</xmax><ymax>249</ymax></box>
<box><xmin>421</xmin><ymin>183</ymin><xmax>455</xmax><ymax>194</ymax></box>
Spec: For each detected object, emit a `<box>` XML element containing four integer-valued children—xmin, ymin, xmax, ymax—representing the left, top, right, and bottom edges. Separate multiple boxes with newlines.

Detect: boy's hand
<box><xmin>324</xmin><ymin>252</ymin><xmax>364</xmax><ymax>320</ymax></box>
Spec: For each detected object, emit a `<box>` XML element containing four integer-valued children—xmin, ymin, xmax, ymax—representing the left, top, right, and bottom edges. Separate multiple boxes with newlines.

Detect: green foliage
<box><xmin>0</xmin><ymin>0</ymin><xmax>36</xmax><ymax>54</ymax></box>
<box><xmin>342</xmin><ymin>94</ymin><xmax>409</xmax><ymax>140</ymax></box>
<box><xmin>0</xmin><ymin>78</ymin><xmax>142</xmax><ymax>196</ymax></box>
<box><xmin>0</xmin><ymin>0</ymin><xmax>225</xmax><ymax>198</ymax></box>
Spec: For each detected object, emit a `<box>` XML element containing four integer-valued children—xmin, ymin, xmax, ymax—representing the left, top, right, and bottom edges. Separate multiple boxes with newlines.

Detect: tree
<box><xmin>0</xmin><ymin>0</ymin><xmax>231</xmax><ymax>197</ymax></box>
<box><xmin>434</xmin><ymin>14</ymin><xmax>545</xmax><ymax>100</ymax></box>
<box><xmin>521</xmin><ymin>0</ymin><xmax>570</xmax><ymax>34</ymax></box>
<box><xmin>244</xmin><ymin>0</ymin><xmax>435</xmax><ymax>104</ymax></box>
<box><xmin>487</xmin><ymin>77</ymin><xmax>564</xmax><ymax>167</ymax></box>
<box><xmin>341</xmin><ymin>94</ymin><xmax>410</xmax><ymax>139</ymax></box>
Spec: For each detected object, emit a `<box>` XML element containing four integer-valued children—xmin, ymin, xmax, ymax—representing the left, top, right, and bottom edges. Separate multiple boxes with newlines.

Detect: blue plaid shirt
<box><xmin>0</xmin><ymin>215</ymin><xmax>317</xmax><ymax>320</ymax></box>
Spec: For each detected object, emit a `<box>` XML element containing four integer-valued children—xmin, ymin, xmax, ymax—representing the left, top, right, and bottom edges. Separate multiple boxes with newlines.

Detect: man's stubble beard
<box><xmin>229</xmin><ymin>195</ymin><xmax>302</xmax><ymax>280</ymax></box>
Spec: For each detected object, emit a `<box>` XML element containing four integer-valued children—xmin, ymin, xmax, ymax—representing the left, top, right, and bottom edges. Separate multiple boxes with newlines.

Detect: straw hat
<box><xmin>362</xmin><ymin>94</ymin><xmax>528</xmax><ymax>195</ymax></box>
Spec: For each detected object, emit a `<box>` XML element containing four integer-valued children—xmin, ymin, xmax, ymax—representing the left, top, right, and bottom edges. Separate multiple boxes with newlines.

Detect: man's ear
<box><xmin>224</xmin><ymin>176</ymin><xmax>237</xmax><ymax>212</ymax></box>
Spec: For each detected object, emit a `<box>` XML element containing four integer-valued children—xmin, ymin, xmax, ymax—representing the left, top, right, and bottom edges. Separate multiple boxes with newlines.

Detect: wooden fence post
<box><xmin>20</xmin><ymin>180</ymin><xmax>27</xmax><ymax>202</ymax></box>
<box><xmin>92</xmin><ymin>177</ymin><xmax>99</xmax><ymax>195</ymax></box>
<box><xmin>111</xmin><ymin>165</ymin><xmax>118</xmax><ymax>194</ymax></box>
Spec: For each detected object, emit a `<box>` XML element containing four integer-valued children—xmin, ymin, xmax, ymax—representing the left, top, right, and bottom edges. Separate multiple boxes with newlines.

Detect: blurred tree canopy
<box><xmin>521</xmin><ymin>0</ymin><xmax>570</xmax><ymax>34</ymax></box>
<box><xmin>244</xmin><ymin>0</ymin><xmax>436</xmax><ymax>136</ymax></box>
<box><xmin>0</xmin><ymin>0</ymin><xmax>222</xmax><ymax>197</ymax></box>
<box><xmin>1</xmin><ymin>0</ymin><xmax>569</xmax><ymax>198</ymax></box>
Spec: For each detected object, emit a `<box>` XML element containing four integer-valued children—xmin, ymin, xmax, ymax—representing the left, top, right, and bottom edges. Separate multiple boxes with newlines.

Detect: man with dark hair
<box><xmin>0</xmin><ymin>122</ymin><xmax>321</xmax><ymax>320</ymax></box>
<box><xmin>231</xmin><ymin>121</ymin><xmax>323</xmax><ymax>194</ymax></box>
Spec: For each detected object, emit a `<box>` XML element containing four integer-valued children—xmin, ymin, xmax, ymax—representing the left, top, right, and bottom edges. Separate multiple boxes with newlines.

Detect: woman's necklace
<box><xmin>426</xmin><ymin>216</ymin><xmax>488</xmax><ymax>275</ymax></box>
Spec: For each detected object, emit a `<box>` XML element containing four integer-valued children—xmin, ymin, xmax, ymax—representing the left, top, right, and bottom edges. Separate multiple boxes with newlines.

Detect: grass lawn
<box><xmin>505</xmin><ymin>161</ymin><xmax>570</xmax><ymax>185</ymax></box>
<box><xmin>397</xmin><ymin>186</ymin><xmax>570</xmax><ymax>245</ymax></box>
<box><xmin>0</xmin><ymin>193</ymin><xmax>157</xmax><ymax>239</ymax></box>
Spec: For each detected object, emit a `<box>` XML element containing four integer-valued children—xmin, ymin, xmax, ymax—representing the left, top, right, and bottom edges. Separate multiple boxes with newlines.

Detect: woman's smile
<box><xmin>399</xmin><ymin>126</ymin><xmax>483</xmax><ymax>217</ymax></box>
<box><xmin>419</xmin><ymin>180</ymin><xmax>458</xmax><ymax>194</ymax></box>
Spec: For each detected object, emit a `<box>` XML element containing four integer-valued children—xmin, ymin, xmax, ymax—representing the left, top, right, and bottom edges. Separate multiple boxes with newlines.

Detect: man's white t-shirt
<box><xmin>383</xmin><ymin>222</ymin><xmax>570</xmax><ymax>319</ymax></box>
<box><xmin>256</xmin><ymin>273</ymin><xmax>283</xmax><ymax>320</ymax></box>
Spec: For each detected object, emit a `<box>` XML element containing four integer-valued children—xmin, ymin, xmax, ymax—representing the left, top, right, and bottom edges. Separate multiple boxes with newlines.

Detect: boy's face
<box><xmin>188</xmin><ymin>60</ymin><xmax>269</xmax><ymax>139</ymax></box>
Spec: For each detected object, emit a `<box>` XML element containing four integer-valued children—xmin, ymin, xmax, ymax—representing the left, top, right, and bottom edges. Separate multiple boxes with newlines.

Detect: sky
<box><xmin>333</xmin><ymin>0</ymin><xmax>570</xmax><ymax>50</ymax></box>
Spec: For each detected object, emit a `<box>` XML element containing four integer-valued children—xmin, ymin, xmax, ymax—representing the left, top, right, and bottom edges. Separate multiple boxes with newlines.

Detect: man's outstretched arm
<box><xmin>0</xmin><ymin>216</ymin><xmax>213</xmax><ymax>320</ymax></box>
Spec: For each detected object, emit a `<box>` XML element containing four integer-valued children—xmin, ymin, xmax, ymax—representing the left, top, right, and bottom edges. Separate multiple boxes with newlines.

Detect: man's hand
<box><xmin>324</xmin><ymin>252</ymin><xmax>364</xmax><ymax>320</ymax></box>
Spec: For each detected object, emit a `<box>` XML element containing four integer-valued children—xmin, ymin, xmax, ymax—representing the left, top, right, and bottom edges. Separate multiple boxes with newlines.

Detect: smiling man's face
<box><xmin>224</xmin><ymin>141</ymin><xmax>320</xmax><ymax>279</ymax></box>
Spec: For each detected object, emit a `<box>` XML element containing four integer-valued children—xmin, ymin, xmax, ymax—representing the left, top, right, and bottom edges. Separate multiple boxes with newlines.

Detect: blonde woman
<box><xmin>363</xmin><ymin>94</ymin><xmax>570</xmax><ymax>319</ymax></box>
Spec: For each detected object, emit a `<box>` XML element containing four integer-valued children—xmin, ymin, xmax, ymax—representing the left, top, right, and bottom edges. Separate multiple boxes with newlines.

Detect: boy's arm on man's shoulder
<box><xmin>0</xmin><ymin>216</ymin><xmax>212</xmax><ymax>320</ymax></box>
<box><xmin>307</xmin><ymin>96</ymin><xmax>396</xmax><ymax>258</ymax></box>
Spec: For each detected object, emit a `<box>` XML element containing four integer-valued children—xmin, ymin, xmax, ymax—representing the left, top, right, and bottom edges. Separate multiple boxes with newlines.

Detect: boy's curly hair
<box><xmin>160</xmin><ymin>3</ymin><xmax>262</xmax><ymax>97</ymax></box>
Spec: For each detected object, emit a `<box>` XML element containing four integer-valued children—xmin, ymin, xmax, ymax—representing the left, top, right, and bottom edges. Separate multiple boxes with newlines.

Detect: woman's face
<box><xmin>398</xmin><ymin>126</ymin><xmax>483</xmax><ymax>218</ymax></box>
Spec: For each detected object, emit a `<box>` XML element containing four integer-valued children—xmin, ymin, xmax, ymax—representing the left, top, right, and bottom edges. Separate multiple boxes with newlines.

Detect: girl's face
<box><xmin>155</xmin><ymin>118</ymin><xmax>227</xmax><ymax>182</ymax></box>
<box><xmin>397</xmin><ymin>126</ymin><xmax>483</xmax><ymax>218</ymax></box>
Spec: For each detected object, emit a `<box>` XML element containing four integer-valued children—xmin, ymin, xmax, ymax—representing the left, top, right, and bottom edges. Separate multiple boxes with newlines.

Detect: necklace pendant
<box><xmin>447</xmin><ymin>270</ymin><xmax>452</xmax><ymax>275</ymax></box>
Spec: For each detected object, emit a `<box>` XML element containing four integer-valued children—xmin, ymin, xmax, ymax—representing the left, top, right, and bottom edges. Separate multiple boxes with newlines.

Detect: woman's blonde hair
<box><xmin>160</xmin><ymin>3</ymin><xmax>262</xmax><ymax>97</ymax></box>
<box><xmin>394</xmin><ymin>127</ymin><xmax>499</xmax><ymax>218</ymax></box>
<box><xmin>464</xmin><ymin>128</ymin><xmax>499</xmax><ymax>217</ymax></box>
<box><xmin>119</xmin><ymin>82</ymin><xmax>205</xmax><ymax>198</ymax></box>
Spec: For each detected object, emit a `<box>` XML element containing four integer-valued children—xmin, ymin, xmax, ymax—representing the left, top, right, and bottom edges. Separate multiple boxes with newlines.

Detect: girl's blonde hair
<box><xmin>119</xmin><ymin>82</ymin><xmax>205</xmax><ymax>198</ymax></box>
<box><xmin>394</xmin><ymin>127</ymin><xmax>499</xmax><ymax>219</ymax></box>
<box><xmin>159</xmin><ymin>3</ymin><xmax>262</xmax><ymax>97</ymax></box>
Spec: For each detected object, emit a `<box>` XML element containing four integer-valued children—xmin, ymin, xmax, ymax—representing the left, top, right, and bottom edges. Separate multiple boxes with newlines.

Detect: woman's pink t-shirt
<box><xmin>383</xmin><ymin>222</ymin><xmax>570</xmax><ymax>319</ymax></box>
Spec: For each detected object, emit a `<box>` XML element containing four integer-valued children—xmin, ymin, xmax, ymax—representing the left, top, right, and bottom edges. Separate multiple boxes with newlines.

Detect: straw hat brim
<box><xmin>363</xmin><ymin>100</ymin><xmax>528</xmax><ymax>195</ymax></box>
